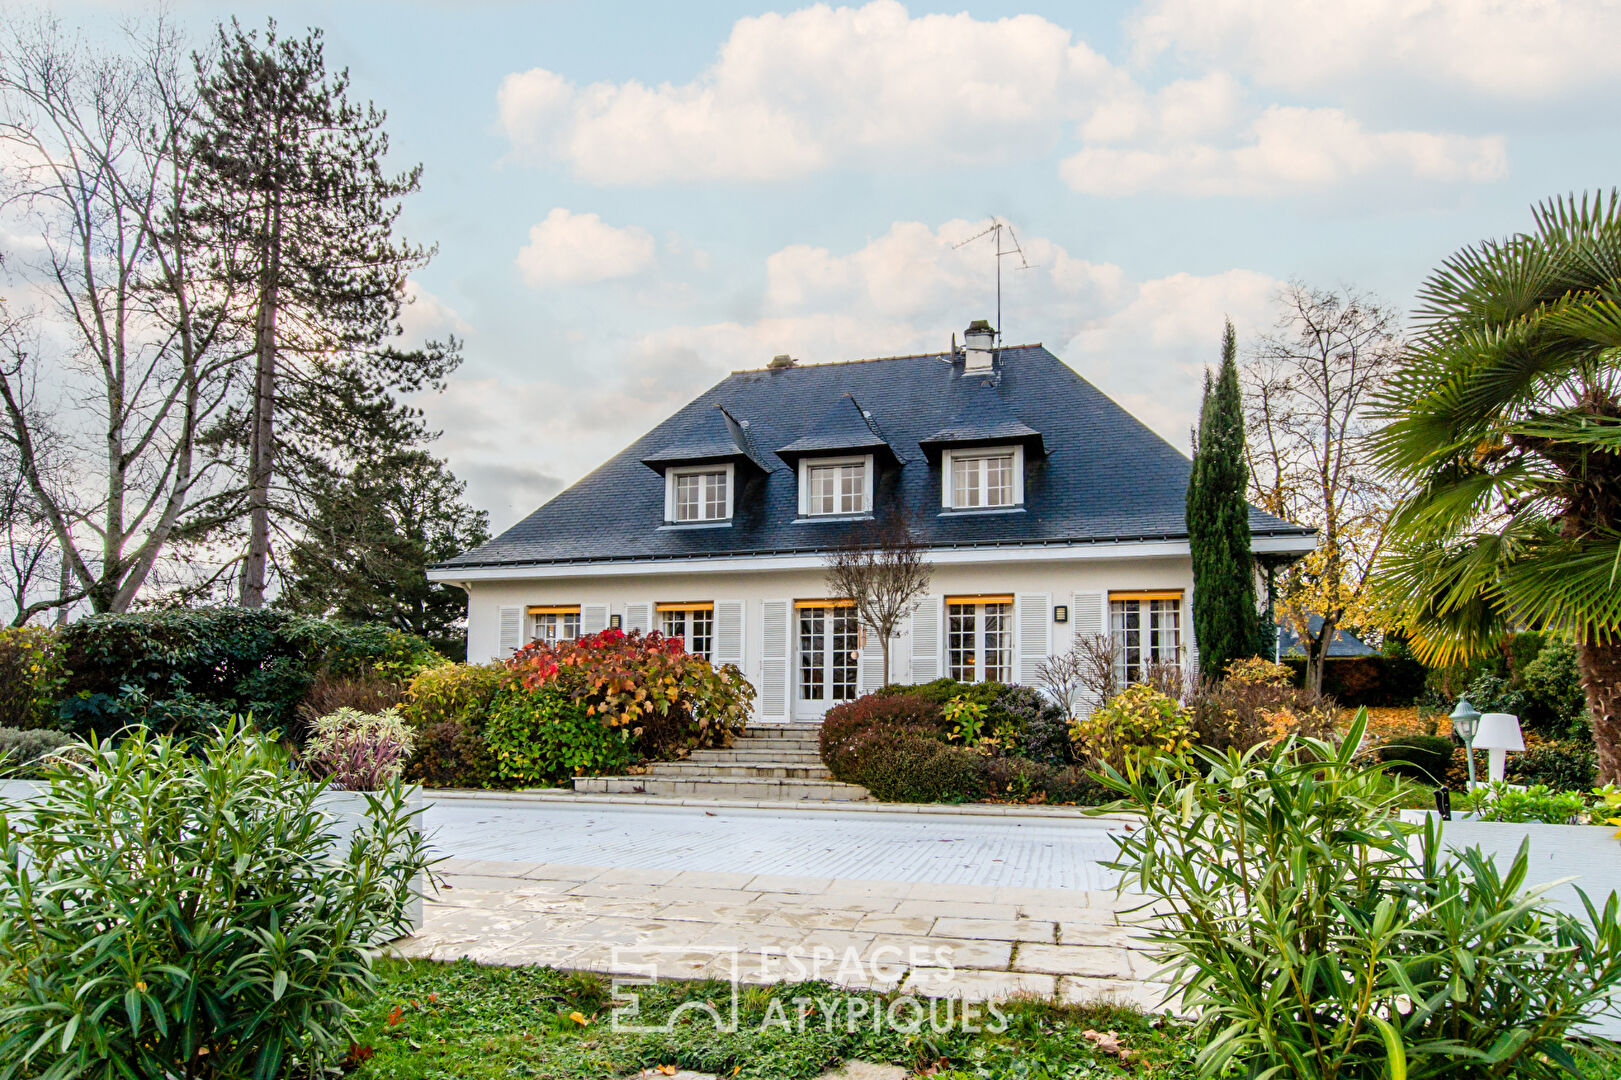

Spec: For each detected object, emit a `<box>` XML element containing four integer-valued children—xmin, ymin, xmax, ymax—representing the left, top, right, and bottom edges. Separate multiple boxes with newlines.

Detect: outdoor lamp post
<box><xmin>1450</xmin><ymin>696</ymin><xmax>1481</xmax><ymax>790</ymax></box>
<box><xmin>1474</xmin><ymin>712</ymin><xmax>1525</xmax><ymax>784</ymax></box>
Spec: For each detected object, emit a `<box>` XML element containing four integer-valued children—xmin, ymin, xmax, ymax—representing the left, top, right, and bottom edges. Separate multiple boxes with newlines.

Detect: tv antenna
<box><xmin>954</xmin><ymin>217</ymin><xmax>1033</xmax><ymax>344</ymax></box>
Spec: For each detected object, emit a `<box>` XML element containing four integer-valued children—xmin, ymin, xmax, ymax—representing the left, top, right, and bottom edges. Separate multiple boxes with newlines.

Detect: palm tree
<box><xmin>1373</xmin><ymin>192</ymin><xmax>1621</xmax><ymax>784</ymax></box>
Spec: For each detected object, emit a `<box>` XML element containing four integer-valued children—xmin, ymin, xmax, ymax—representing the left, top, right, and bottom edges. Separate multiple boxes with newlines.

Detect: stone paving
<box><xmin>390</xmin><ymin>858</ymin><xmax>1172</xmax><ymax>1010</ymax></box>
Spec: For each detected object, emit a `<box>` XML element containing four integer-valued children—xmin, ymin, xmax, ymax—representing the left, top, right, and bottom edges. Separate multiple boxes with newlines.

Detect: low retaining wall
<box><xmin>0</xmin><ymin>779</ymin><xmax>424</xmax><ymax>934</ymax></box>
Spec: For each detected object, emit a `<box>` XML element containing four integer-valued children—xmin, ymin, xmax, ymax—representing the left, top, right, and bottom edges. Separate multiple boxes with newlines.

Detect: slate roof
<box><xmin>919</xmin><ymin>375</ymin><xmax>1046</xmax><ymax>457</ymax></box>
<box><xmin>639</xmin><ymin>403</ymin><xmax>773</xmax><ymax>474</ymax></box>
<box><xmin>774</xmin><ymin>394</ymin><xmax>900</xmax><ymax>465</ymax></box>
<box><xmin>438</xmin><ymin>344</ymin><xmax>1315</xmax><ymax>570</ymax></box>
<box><xmin>1279</xmin><ymin>616</ymin><xmax>1378</xmax><ymax>659</ymax></box>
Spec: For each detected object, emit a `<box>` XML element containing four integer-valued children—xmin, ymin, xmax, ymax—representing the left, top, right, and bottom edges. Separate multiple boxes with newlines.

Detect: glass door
<box><xmin>795</xmin><ymin>604</ymin><xmax>859</xmax><ymax>719</ymax></box>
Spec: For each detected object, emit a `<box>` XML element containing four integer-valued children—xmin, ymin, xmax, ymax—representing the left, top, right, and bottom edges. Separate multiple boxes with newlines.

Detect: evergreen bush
<box><xmin>484</xmin><ymin>686</ymin><xmax>632</xmax><ymax>786</ymax></box>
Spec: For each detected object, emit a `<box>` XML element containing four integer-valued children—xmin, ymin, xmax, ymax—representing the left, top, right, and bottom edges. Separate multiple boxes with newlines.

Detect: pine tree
<box><xmin>192</xmin><ymin>19</ymin><xmax>453</xmax><ymax>606</ymax></box>
<box><xmin>1187</xmin><ymin>320</ymin><xmax>1264</xmax><ymax>681</ymax></box>
<box><xmin>282</xmin><ymin>446</ymin><xmax>489</xmax><ymax>658</ymax></box>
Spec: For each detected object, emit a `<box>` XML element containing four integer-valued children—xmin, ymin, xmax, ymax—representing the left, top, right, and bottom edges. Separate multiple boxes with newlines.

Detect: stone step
<box><xmin>732</xmin><ymin>735</ymin><xmax>824</xmax><ymax>750</ymax></box>
<box><xmin>688</xmin><ymin>749</ymin><xmax>826</xmax><ymax>765</ymax></box>
<box><xmin>571</xmin><ymin>775</ymin><xmax>869</xmax><ymax>802</ymax></box>
<box><xmin>645</xmin><ymin>761</ymin><xmax>833</xmax><ymax>780</ymax></box>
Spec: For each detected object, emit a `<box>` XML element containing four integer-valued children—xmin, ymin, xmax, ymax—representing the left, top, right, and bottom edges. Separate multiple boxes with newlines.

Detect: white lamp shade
<box><xmin>1474</xmin><ymin>712</ymin><xmax>1525</xmax><ymax>751</ymax></box>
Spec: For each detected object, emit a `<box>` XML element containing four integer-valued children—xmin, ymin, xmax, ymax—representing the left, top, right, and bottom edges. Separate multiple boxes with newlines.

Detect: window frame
<box><xmin>1108</xmin><ymin>592</ymin><xmax>1183</xmax><ymax>685</ymax></box>
<box><xmin>527</xmin><ymin>605</ymin><xmax>581</xmax><ymax>645</ymax></box>
<box><xmin>945</xmin><ymin>597</ymin><xmax>1014</xmax><ymax>684</ymax></box>
<box><xmin>797</xmin><ymin>454</ymin><xmax>874</xmax><ymax>518</ymax></box>
<box><xmin>664</xmin><ymin>463</ymin><xmax>734</xmax><ymax>524</ymax></box>
<box><xmin>941</xmin><ymin>445</ymin><xmax>1024</xmax><ymax>510</ymax></box>
<box><xmin>657</xmin><ymin>602</ymin><xmax>715</xmax><ymax>661</ymax></box>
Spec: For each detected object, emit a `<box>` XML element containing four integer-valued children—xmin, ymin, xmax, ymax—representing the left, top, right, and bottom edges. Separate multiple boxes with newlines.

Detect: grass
<box><xmin>349</xmin><ymin>958</ymin><xmax>1200</xmax><ymax>1079</ymax></box>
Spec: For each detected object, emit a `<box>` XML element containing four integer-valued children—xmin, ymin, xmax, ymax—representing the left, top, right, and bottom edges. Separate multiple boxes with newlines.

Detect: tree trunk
<box><xmin>1578</xmin><ymin>634</ymin><xmax>1621</xmax><ymax>785</ymax></box>
<box><xmin>1306</xmin><ymin>618</ymin><xmax>1334</xmax><ymax>696</ymax></box>
<box><xmin>239</xmin><ymin>206</ymin><xmax>281</xmax><ymax>609</ymax></box>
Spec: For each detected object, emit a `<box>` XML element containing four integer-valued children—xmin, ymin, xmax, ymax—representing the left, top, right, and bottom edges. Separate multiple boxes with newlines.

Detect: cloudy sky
<box><xmin>54</xmin><ymin>0</ymin><xmax>1621</xmax><ymax>529</ymax></box>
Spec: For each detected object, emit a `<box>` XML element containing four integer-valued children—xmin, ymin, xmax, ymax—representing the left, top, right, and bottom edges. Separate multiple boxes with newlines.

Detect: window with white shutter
<box><xmin>713</xmin><ymin>601</ymin><xmax>744</xmax><ymax>667</ymax></box>
<box><xmin>497</xmin><ymin>606</ymin><xmax>522</xmax><ymax>658</ymax></box>
<box><xmin>1016</xmin><ymin>593</ymin><xmax>1050</xmax><ymax>685</ymax></box>
<box><xmin>760</xmin><ymin>599</ymin><xmax>790</xmax><ymax>719</ymax></box>
<box><xmin>910</xmin><ymin>597</ymin><xmax>942</xmax><ymax>682</ymax></box>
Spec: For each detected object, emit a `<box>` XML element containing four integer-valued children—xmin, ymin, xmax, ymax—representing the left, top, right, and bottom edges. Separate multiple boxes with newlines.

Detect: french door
<box><xmin>795</xmin><ymin>604</ymin><xmax>859</xmax><ymax>719</ymax></box>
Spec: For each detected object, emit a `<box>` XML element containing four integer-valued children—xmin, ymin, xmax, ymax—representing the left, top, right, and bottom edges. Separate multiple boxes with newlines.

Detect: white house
<box><xmin>430</xmin><ymin>322</ymin><xmax>1315</xmax><ymax>722</ymax></box>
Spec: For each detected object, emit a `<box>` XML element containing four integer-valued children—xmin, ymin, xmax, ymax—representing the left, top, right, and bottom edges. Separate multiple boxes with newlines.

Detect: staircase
<box><xmin>571</xmin><ymin>723</ymin><xmax>870</xmax><ymax>802</ymax></box>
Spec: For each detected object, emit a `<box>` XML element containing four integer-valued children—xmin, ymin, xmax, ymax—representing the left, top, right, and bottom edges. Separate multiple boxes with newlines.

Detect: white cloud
<box><xmin>398</xmin><ymin>280</ymin><xmax>471</xmax><ymax>343</ymax></box>
<box><xmin>497</xmin><ymin>0</ymin><xmax>1120</xmax><ymax>184</ymax></box>
<box><xmin>1063</xmin><ymin>105</ymin><xmax>1506</xmax><ymax>198</ymax></box>
<box><xmin>515</xmin><ymin>209</ymin><xmax>656</xmax><ymax>288</ymax></box>
<box><xmin>1130</xmin><ymin>0</ymin><xmax>1621</xmax><ymax>101</ymax></box>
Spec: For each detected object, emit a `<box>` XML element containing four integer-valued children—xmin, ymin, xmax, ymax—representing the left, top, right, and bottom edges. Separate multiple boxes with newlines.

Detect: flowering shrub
<box><xmin>403</xmin><ymin>662</ymin><xmax>510</xmax><ymax>730</ymax></box>
<box><xmin>302</xmin><ymin>707</ymin><xmax>416</xmax><ymax>791</ymax></box>
<box><xmin>0</xmin><ymin>626</ymin><xmax>66</xmax><ymax>730</ymax></box>
<box><xmin>509</xmin><ymin>628</ymin><xmax>752</xmax><ymax>756</ymax></box>
<box><xmin>1071</xmin><ymin>684</ymin><xmax>1192</xmax><ymax>775</ymax></box>
<box><xmin>484</xmin><ymin>686</ymin><xmax>631</xmax><ymax>785</ymax></box>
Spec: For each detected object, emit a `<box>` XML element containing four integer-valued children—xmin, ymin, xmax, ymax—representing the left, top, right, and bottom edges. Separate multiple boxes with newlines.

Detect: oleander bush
<box><xmin>0</xmin><ymin>727</ymin><xmax>80</xmax><ymax>779</ymax></box>
<box><xmin>1102</xmin><ymin>712</ymin><xmax>1621</xmax><ymax>1080</ymax></box>
<box><xmin>509</xmin><ymin>628</ymin><xmax>752</xmax><ymax>757</ymax></box>
<box><xmin>484</xmin><ymin>685</ymin><xmax>633</xmax><ymax>786</ymax></box>
<box><xmin>301</xmin><ymin>707</ymin><xmax>417</xmax><ymax>791</ymax></box>
<box><xmin>0</xmin><ymin>723</ymin><xmax>431</xmax><ymax>1079</ymax></box>
<box><xmin>0</xmin><ymin>627</ymin><xmax>65</xmax><ymax>731</ymax></box>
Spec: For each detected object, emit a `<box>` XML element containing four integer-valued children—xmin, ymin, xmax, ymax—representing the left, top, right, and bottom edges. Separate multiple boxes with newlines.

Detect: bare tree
<box><xmin>1037</xmin><ymin>633</ymin><xmax>1118</xmax><ymax>720</ymax></box>
<box><xmin>824</xmin><ymin>512</ymin><xmax>932</xmax><ymax>686</ymax></box>
<box><xmin>0</xmin><ymin>14</ymin><xmax>241</xmax><ymax>616</ymax></box>
<box><xmin>1244</xmin><ymin>282</ymin><xmax>1402</xmax><ymax>693</ymax></box>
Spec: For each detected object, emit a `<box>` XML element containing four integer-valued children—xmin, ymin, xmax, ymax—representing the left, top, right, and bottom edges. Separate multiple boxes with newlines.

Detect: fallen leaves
<box><xmin>385</xmin><ymin>1005</ymin><xmax>404</xmax><ymax>1027</ymax></box>
<box><xmin>568</xmin><ymin>1011</ymin><xmax>591</xmax><ymax>1026</ymax></box>
<box><xmin>1082</xmin><ymin>1029</ymin><xmax>1132</xmax><ymax>1061</ymax></box>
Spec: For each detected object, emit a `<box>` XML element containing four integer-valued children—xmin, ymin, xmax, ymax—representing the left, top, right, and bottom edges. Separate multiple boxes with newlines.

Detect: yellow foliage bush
<box><xmin>1071</xmin><ymin>685</ymin><xmax>1193</xmax><ymax>776</ymax></box>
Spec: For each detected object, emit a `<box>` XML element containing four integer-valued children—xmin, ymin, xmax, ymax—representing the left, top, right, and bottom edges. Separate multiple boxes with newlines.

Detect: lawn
<box><xmin>349</xmin><ymin>959</ymin><xmax>1200</xmax><ymax>1079</ymax></box>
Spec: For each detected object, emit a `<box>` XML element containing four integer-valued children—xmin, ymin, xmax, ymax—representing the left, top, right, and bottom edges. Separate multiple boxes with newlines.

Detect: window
<box><xmin>666</xmin><ymin>465</ymin><xmax>732</xmax><ymax>523</ymax></box>
<box><xmin>798</xmin><ymin>603</ymin><xmax>859</xmax><ymax>706</ymax></box>
<box><xmin>658</xmin><ymin>603</ymin><xmax>713</xmax><ymax>660</ymax></box>
<box><xmin>528</xmin><ymin>605</ymin><xmax>581</xmax><ymax>644</ymax></box>
<box><xmin>1110</xmin><ymin>593</ymin><xmax>1182</xmax><ymax>684</ymax></box>
<box><xmin>799</xmin><ymin>456</ymin><xmax>871</xmax><ymax>516</ymax></box>
<box><xmin>946</xmin><ymin>596</ymin><xmax>1013</xmax><ymax>683</ymax></box>
<box><xmin>943</xmin><ymin>447</ymin><xmax>1023</xmax><ymax>509</ymax></box>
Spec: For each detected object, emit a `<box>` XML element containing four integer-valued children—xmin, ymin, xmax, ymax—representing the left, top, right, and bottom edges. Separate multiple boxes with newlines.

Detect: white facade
<box><xmin>432</xmin><ymin>535</ymin><xmax>1311</xmax><ymax>723</ymax></box>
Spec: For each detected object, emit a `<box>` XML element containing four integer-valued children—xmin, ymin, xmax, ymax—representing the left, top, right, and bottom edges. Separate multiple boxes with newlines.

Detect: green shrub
<box><xmin>406</xmin><ymin>719</ymin><xmax>499</xmax><ymax>789</ymax></box>
<box><xmin>1377</xmin><ymin>734</ymin><xmax>1456</xmax><ymax>784</ymax></box>
<box><xmin>1071</xmin><ymin>684</ymin><xmax>1192</xmax><ymax>775</ymax></box>
<box><xmin>846</xmin><ymin>729</ymin><xmax>985</xmax><ymax>802</ymax></box>
<box><xmin>403</xmin><ymin>662</ymin><xmax>510</xmax><ymax>731</ymax></box>
<box><xmin>1510</xmin><ymin>739</ymin><xmax>1598</xmax><ymax>790</ymax></box>
<box><xmin>1518</xmin><ymin>639</ymin><xmax>1590</xmax><ymax>738</ymax></box>
<box><xmin>301</xmin><ymin>707</ymin><xmax>416</xmax><ymax>791</ymax></box>
<box><xmin>991</xmin><ymin>685</ymin><xmax>1072</xmax><ymax>765</ymax></box>
<box><xmin>1101</xmin><ymin>712</ymin><xmax>1621</xmax><ymax>1080</ymax></box>
<box><xmin>1460</xmin><ymin>781</ymin><xmax>1589</xmax><ymax>824</ymax></box>
<box><xmin>0</xmin><ymin>627</ymin><xmax>65</xmax><ymax>730</ymax></box>
<box><xmin>981</xmin><ymin>756</ymin><xmax>1106</xmax><ymax>805</ymax></box>
<box><xmin>485</xmin><ymin>686</ymin><xmax>631</xmax><ymax>786</ymax></box>
<box><xmin>0</xmin><ymin>723</ymin><xmax>430</xmax><ymax>1078</ymax></box>
<box><xmin>0</xmin><ymin>727</ymin><xmax>80</xmax><ymax>779</ymax></box>
<box><xmin>821</xmin><ymin>692</ymin><xmax>944</xmax><ymax>781</ymax></box>
<box><xmin>1190</xmin><ymin>662</ymin><xmax>1338</xmax><ymax>754</ymax></box>
<box><xmin>57</xmin><ymin>609</ymin><xmax>445</xmax><ymax>740</ymax></box>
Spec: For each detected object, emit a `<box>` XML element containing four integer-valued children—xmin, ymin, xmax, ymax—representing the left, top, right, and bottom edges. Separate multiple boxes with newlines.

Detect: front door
<box><xmin>795</xmin><ymin>604</ymin><xmax>859</xmax><ymax>719</ymax></box>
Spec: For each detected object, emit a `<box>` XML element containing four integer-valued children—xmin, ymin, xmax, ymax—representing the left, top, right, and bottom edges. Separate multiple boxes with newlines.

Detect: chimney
<box><xmin>964</xmin><ymin>319</ymin><xmax>996</xmax><ymax>371</ymax></box>
<box><xmin>768</xmin><ymin>353</ymin><xmax>796</xmax><ymax>369</ymax></box>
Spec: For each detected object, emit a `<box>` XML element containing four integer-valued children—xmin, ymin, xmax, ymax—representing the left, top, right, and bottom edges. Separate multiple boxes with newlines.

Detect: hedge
<box><xmin>1283</xmin><ymin>655</ymin><xmax>1428</xmax><ymax>706</ymax></box>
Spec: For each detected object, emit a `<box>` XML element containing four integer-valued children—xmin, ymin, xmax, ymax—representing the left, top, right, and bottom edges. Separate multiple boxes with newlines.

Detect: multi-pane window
<box><xmin>949</xmin><ymin>451</ymin><xmax>1017</xmax><ymax>509</ymax></box>
<box><xmin>1110</xmin><ymin>596</ymin><xmax>1182</xmax><ymax>684</ymax></box>
<box><xmin>659</xmin><ymin>606</ymin><xmax>714</xmax><ymax>661</ymax></box>
<box><xmin>803</xmin><ymin>460</ymin><xmax>868</xmax><ymax>516</ymax></box>
<box><xmin>671</xmin><ymin>468</ymin><xmax>730</xmax><ymax>522</ymax></box>
<box><xmin>798</xmin><ymin>605</ymin><xmax>858</xmax><ymax>703</ymax></box>
<box><xmin>946</xmin><ymin>600</ymin><xmax>1012</xmax><ymax>683</ymax></box>
<box><xmin>529</xmin><ymin>608</ymin><xmax>580</xmax><ymax>644</ymax></box>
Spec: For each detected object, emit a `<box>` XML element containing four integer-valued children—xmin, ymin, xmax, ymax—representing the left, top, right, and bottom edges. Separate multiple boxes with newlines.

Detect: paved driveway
<box><xmin>423</xmin><ymin>795</ymin><xmax>1125</xmax><ymax>891</ymax></box>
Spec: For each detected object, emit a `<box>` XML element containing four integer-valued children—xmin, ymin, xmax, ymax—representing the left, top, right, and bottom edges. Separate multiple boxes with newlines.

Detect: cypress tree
<box><xmin>1187</xmin><ymin>320</ymin><xmax>1263</xmax><ymax>681</ymax></box>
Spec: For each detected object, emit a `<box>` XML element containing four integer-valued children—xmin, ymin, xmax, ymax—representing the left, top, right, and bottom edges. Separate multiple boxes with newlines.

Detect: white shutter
<box><xmin>624</xmin><ymin>602</ymin><xmax>652</xmax><ymax>634</ymax></box>
<box><xmin>582</xmin><ymin>603</ymin><xmax>609</xmax><ymax>635</ymax></box>
<box><xmin>1016</xmin><ymin>593</ymin><xmax>1050</xmax><ymax>686</ymax></box>
<box><xmin>910</xmin><ymin>596</ymin><xmax>942</xmax><ymax>683</ymax></box>
<box><xmin>760</xmin><ymin>599</ymin><xmax>790</xmax><ymax>719</ymax></box>
<box><xmin>498</xmin><ymin>606</ymin><xmax>522</xmax><ymax>657</ymax></box>
<box><xmin>858</xmin><ymin>620</ymin><xmax>886</xmax><ymax>694</ymax></box>
<box><xmin>1071</xmin><ymin>591</ymin><xmax>1107</xmax><ymax>717</ymax></box>
<box><xmin>714</xmin><ymin>601</ymin><xmax>744</xmax><ymax>666</ymax></box>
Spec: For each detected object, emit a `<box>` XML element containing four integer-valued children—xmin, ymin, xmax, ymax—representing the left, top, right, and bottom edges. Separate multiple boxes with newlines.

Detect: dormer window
<box><xmin>943</xmin><ymin>446</ymin><xmax>1023</xmax><ymax>509</ymax></box>
<box><xmin>666</xmin><ymin>464</ymin><xmax>732</xmax><ymax>523</ymax></box>
<box><xmin>799</xmin><ymin>455</ymin><xmax>871</xmax><ymax>517</ymax></box>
